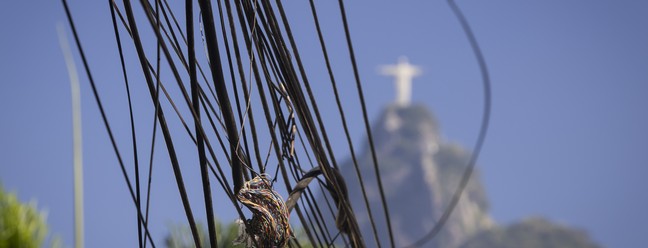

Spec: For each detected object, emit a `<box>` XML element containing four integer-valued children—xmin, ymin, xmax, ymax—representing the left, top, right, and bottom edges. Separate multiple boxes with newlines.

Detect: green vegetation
<box><xmin>166</xmin><ymin>220</ymin><xmax>242</xmax><ymax>248</ymax></box>
<box><xmin>0</xmin><ymin>186</ymin><xmax>48</xmax><ymax>248</ymax></box>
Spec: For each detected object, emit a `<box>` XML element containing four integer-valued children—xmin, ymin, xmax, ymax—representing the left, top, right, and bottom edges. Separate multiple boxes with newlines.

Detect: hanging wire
<box><xmin>404</xmin><ymin>0</ymin><xmax>492</xmax><ymax>246</ymax></box>
<box><xmin>107</xmin><ymin>1</ymin><xmax>144</xmax><ymax>246</ymax></box>
<box><xmin>306</xmin><ymin>0</ymin><xmax>382</xmax><ymax>246</ymax></box>
<box><xmin>186</xmin><ymin>0</ymin><xmax>219</xmax><ymax>247</ymax></box>
<box><xmin>336</xmin><ymin>0</ymin><xmax>397</xmax><ymax>246</ymax></box>
<box><xmin>63</xmin><ymin>1</ymin><xmax>492</xmax><ymax>247</ymax></box>
<box><xmin>62</xmin><ymin>0</ymin><xmax>157</xmax><ymax>246</ymax></box>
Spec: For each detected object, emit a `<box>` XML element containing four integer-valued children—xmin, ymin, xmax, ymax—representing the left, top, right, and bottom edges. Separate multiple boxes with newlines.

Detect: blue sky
<box><xmin>1</xmin><ymin>1</ymin><xmax>647</xmax><ymax>247</ymax></box>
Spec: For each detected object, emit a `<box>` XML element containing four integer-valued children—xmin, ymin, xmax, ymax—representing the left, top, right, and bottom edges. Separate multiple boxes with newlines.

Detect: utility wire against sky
<box><xmin>61</xmin><ymin>0</ymin><xmax>490</xmax><ymax>247</ymax></box>
<box><xmin>405</xmin><ymin>0</ymin><xmax>492</xmax><ymax>246</ymax></box>
<box><xmin>60</xmin><ymin>0</ymin><xmax>157</xmax><ymax>246</ymax></box>
<box><xmin>67</xmin><ymin>0</ymin><xmax>360</xmax><ymax>246</ymax></box>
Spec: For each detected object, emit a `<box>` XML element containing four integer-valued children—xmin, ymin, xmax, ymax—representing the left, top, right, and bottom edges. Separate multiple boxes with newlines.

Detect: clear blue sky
<box><xmin>1</xmin><ymin>1</ymin><xmax>647</xmax><ymax>247</ymax></box>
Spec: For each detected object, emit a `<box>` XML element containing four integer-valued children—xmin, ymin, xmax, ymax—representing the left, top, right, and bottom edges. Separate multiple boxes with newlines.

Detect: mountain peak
<box><xmin>337</xmin><ymin>104</ymin><xmax>492</xmax><ymax>247</ymax></box>
<box><xmin>371</xmin><ymin>104</ymin><xmax>442</xmax><ymax>160</ymax></box>
<box><xmin>320</xmin><ymin>104</ymin><xmax>600</xmax><ymax>248</ymax></box>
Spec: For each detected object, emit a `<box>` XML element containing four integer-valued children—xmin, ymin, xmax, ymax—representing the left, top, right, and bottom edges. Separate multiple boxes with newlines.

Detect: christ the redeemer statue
<box><xmin>379</xmin><ymin>56</ymin><xmax>422</xmax><ymax>106</ymax></box>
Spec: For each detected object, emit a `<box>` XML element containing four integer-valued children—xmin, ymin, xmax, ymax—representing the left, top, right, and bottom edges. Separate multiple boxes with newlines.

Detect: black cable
<box><xmin>221</xmin><ymin>0</ymin><xmax>266</xmax><ymax>174</ymax></box>
<box><xmin>122</xmin><ymin>0</ymin><xmax>202</xmax><ymax>246</ymax></box>
<box><xmin>197</xmin><ymin>0</ymin><xmax>246</xmax><ymax>195</ymax></box>
<box><xmin>336</xmin><ymin>0</ymin><xmax>396</xmax><ymax>247</ymax></box>
<box><xmin>229</xmin><ymin>1</ymin><xmax>330</xmax><ymax>246</ymax></box>
<box><xmin>187</xmin><ymin>0</ymin><xmax>218</xmax><ymax>247</ymax></box>
<box><xmin>307</xmin><ymin>0</ymin><xmax>382</xmax><ymax>246</ymax></box>
<box><xmin>142</xmin><ymin>2</ymin><xmax>162</xmax><ymax>246</ymax></box>
<box><xmin>138</xmin><ymin>0</ymin><xmax>263</xmax><ymax>244</ymax></box>
<box><xmin>108</xmin><ymin>1</ymin><xmax>143</xmax><ymax>246</ymax></box>
<box><xmin>63</xmin><ymin>0</ymin><xmax>156</xmax><ymax>246</ymax></box>
<box><xmin>111</xmin><ymin>1</ymin><xmax>245</xmax><ymax>193</ymax></box>
<box><xmin>404</xmin><ymin>0</ymin><xmax>492</xmax><ymax>246</ymax></box>
<box><xmin>269</xmin><ymin>2</ymin><xmax>366</xmax><ymax>246</ymax></box>
<box><xmin>105</xmin><ymin>1</ymin><xmax>415</xmax><ymax>247</ymax></box>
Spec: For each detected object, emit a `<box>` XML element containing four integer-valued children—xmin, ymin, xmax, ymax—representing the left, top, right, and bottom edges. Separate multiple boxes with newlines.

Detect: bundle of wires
<box><xmin>60</xmin><ymin>0</ymin><xmax>490</xmax><ymax>247</ymax></box>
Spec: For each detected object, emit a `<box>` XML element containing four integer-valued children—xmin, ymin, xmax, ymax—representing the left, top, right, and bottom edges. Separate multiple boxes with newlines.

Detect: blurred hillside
<box><xmin>459</xmin><ymin>218</ymin><xmax>600</xmax><ymax>248</ymax></box>
<box><xmin>329</xmin><ymin>104</ymin><xmax>601</xmax><ymax>248</ymax></box>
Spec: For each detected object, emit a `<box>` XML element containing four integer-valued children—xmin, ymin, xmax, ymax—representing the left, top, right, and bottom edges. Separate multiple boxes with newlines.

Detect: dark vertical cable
<box><xmin>135</xmin><ymin>1</ymin><xmax>255</xmax><ymax>234</ymax></box>
<box><xmin>63</xmin><ymin>0</ymin><xmax>156</xmax><ymax>246</ymax></box>
<box><xmin>187</xmin><ymin>0</ymin><xmax>218</xmax><ymax>247</ymax></box>
<box><xmin>226</xmin><ymin>0</ymin><xmax>265</xmax><ymax>176</ymax></box>
<box><xmin>108</xmin><ymin>0</ymin><xmax>143</xmax><ymax>246</ymax></box>
<box><xmin>143</xmin><ymin>1</ymin><xmax>162</xmax><ymax>247</ymax></box>
<box><xmin>108</xmin><ymin>3</ymin><xmax>162</xmax><ymax>248</ymax></box>
<box><xmin>405</xmin><ymin>0</ymin><xmax>491</xmax><ymax>246</ymax></box>
<box><xmin>214</xmin><ymin>0</ymin><xmax>255</xmax><ymax>178</ymax></box>
<box><xmin>267</xmin><ymin>2</ymin><xmax>365</xmax><ymax>245</ymax></box>
<box><xmin>219</xmin><ymin>0</ymin><xmax>265</xmax><ymax>174</ymax></box>
<box><xmin>228</xmin><ymin>1</ymin><xmax>323</xmax><ymax>246</ymax></box>
<box><xmin>121</xmin><ymin>0</ymin><xmax>202</xmax><ymax>247</ymax></box>
<box><xmin>197</xmin><ymin>0</ymin><xmax>245</xmax><ymax>195</ymax></box>
<box><xmin>336</xmin><ymin>0</ymin><xmax>396</xmax><ymax>247</ymax></box>
<box><xmin>307</xmin><ymin>0</ymin><xmax>382</xmax><ymax>246</ymax></box>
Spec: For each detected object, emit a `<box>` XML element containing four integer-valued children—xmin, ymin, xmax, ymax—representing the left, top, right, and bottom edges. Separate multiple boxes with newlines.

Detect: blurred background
<box><xmin>1</xmin><ymin>0</ymin><xmax>647</xmax><ymax>247</ymax></box>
